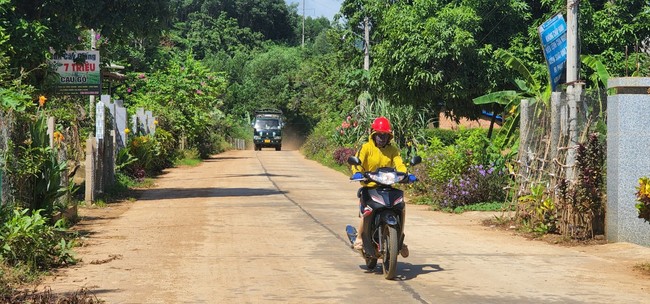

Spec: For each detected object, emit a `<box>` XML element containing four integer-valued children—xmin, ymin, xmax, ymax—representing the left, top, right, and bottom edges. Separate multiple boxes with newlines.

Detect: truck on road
<box><xmin>252</xmin><ymin>109</ymin><xmax>283</xmax><ymax>151</ymax></box>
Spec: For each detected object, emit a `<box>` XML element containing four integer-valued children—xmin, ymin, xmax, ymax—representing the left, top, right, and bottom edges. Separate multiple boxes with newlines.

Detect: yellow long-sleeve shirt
<box><xmin>352</xmin><ymin>132</ymin><xmax>407</xmax><ymax>187</ymax></box>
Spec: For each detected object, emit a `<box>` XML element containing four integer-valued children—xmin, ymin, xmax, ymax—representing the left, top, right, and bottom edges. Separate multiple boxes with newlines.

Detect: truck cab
<box><xmin>252</xmin><ymin>109</ymin><xmax>283</xmax><ymax>151</ymax></box>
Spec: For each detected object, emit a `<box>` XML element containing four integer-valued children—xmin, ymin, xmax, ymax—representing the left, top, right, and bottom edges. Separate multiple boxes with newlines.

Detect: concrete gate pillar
<box><xmin>607</xmin><ymin>77</ymin><xmax>650</xmax><ymax>246</ymax></box>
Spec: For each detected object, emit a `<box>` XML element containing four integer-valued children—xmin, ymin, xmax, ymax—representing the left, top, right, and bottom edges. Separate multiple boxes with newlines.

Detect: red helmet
<box><xmin>371</xmin><ymin>116</ymin><xmax>392</xmax><ymax>133</ymax></box>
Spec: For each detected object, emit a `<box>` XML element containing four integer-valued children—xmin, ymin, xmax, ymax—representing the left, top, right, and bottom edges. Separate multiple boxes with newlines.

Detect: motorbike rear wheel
<box><xmin>382</xmin><ymin>225</ymin><xmax>399</xmax><ymax>279</ymax></box>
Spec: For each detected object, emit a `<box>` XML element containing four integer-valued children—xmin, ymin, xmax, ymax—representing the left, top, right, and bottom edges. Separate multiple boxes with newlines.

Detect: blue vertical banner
<box><xmin>538</xmin><ymin>13</ymin><xmax>567</xmax><ymax>91</ymax></box>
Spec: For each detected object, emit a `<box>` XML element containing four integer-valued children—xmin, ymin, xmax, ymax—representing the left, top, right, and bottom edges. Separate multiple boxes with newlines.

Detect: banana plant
<box><xmin>473</xmin><ymin>49</ymin><xmax>551</xmax><ymax>149</ymax></box>
<box><xmin>581</xmin><ymin>54</ymin><xmax>611</xmax><ymax>119</ymax></box>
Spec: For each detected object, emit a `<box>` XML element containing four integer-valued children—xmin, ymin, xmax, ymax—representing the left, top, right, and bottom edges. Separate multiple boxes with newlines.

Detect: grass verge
<box><xmin>174</xmin><ymin>149</ymin><xmax>202</xmax><ymax>167</ymax></box>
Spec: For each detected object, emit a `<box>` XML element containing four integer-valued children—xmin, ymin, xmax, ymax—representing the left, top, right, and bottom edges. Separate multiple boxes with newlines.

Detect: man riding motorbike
<box><xmin>350</xmin><ymin>116</ymin><xmax>412</xmax><ymax>258</ymax></box>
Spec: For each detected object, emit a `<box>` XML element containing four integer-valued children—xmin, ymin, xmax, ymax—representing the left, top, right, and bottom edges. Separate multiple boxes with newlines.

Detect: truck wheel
<box><xmin>275</xmin><ymin>145</ymin><xmax>281</xmax><ymax>151</ymax></box>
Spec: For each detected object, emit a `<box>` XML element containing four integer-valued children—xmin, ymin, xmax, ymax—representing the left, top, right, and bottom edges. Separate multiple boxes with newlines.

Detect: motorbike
<box><xmin>345</xmin><ymin>155</ymin><xmax>421</xmax><ymax>280</ymax></box>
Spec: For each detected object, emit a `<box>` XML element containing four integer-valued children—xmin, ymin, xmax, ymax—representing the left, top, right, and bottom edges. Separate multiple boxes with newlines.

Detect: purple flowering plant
<box><xmin>411</xmin><ymin>129</ymin><xmax>512</xmax><ymax>208</ymax></box>
<box><xmin>440</xmin><ymin>164</ymin><xmax>508</xmax><ymax>209</ymax></box>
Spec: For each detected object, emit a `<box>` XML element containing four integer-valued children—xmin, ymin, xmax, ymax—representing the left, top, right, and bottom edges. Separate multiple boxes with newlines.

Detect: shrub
<box><xmin>0</xmin><ymin>208</ymin><xmax>76</xmax><ymax>273</ymax></box>
<box><xmin>151</xmin><ymin>128</ymin><xmax>178</xmax><ymax>171</ymax></box>
<box><xmin>333</xmin><ymin>147</ymin><xmax>356</xmax><ymax>165</ymax></box>
<box><xmin>196</xmin><ymin>127</ymin><xmax>225</xmax><ymax>159</ymax></box>
<box><xmin>2</xmin><ymin>113</ymin><xmax>68</xmax><ymax>218</ymax></box>
<box><xmin>440</xmin><ymin>164</ymin><xmax>508</xmax><ymax>208</ymax></box>
<box><xmin>413</xmin><ymin>128</ymin><xmax>511</xmax><ymax>208</ymax></box>
<box><xmin>302</xmin><ymin>133</ymin><xmax>330</xmax><ymax>159</ymax></box>
<box><xmin>124</xmin><ymin>135</ymin><xmax>155</xmax><ymax>178</ymax></box>
<box><xmin>120</xmin><ymin>52</ymin><xmax>228</xmax><ymax>156</ymax></box>
<box><xmin>423</xmin><ymin>128</ymin><xmax>458</xmax><ymax>146</ymax></box>
<box><xmin>333</xmin><ymin>115</ymin><xmax>364</xmax><ymax>147</ymax></box>
<box><xmin>411</xmin><ymin>136</ymin><xmax>470</xmax><ymax>199</ymax></box>
<box><xmin>556</xmin><ymin>133</ymin><xmax>606</xmax><ymax>238</ymax></box>
<box><xmin>517</xmin><ymin>183</ymin><xmax>556</xmax><ymax>234</ymax></box>
<box><xmin>635</xmin><ymin>177</ymin><xmax>650</xmax><ymax>223</ymax></box>
<box><xmin>301</xmin><ymin>115</ymin><xmax>338</xmax><ymax>160</ymax></box>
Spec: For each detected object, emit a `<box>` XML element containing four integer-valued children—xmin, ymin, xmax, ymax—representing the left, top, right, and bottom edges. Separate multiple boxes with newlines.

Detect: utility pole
<box><xmin>90</xmin><ymin>29</ymin><xmax>97</xmax><ymax>118</ymax></box>
<box><xmin>363</xmin><ymin>16</ymin><xmax>370</xmax><ymax>71</ymax></box>
<box><xmin>358</xmin><ymin>16</ymin><xmax>371</xmax><ymax>112</ymax></box>
<box><xmin>301</xmin><ymin>0</ymin><xmax>305</xmax><ymax>47</ymax></box>
<box><xmin>565</xmin><ymin>0</ymin><xmax>581</xmax><ymax>181</ymax></box>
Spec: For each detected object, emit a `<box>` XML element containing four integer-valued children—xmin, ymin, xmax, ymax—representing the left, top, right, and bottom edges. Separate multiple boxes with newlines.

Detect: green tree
<box><xmin>226</xmin><ymin>46</ymin><xmax>301</xmax><ymax>117</ymax></box>
<box><xmin>170</xmin><ymin>0</ymin><xmax>298</xmax><ymax>43</ymax></box>
<box><xmin>119</xmin><ymin>52</ymin><xmax>227</xmax><ymax>155</ymax></box>
<box><xmin>298</xmin><ymin>16</ymin><xmax>332</xmax><ymax>47</ymax></box>
<box><xmin>339</xmin><ymin>0</ymin><xmax>532</xmax><ymax>121</ymax></box>
<box><xmin>172</xmin><ymin>12</ymin><xmax>265</xmax><ymax>60</ymax></box>
<box><xmin>579</xmin><ymin>0</ymin><xmax>650</xmax><ymax>76</ymax></box>
<box><xmin>1</xmin><ymin>0</ymin><xmax>171</xmax><ymax>78</ymax></box>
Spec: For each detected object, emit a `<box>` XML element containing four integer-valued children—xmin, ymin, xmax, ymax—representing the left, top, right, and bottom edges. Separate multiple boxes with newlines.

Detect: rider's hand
<box><xmin>408</xmin><ymin>174</ymin><xmax>417</xmax><ymax>183</ymax></box>
<box><xmin>351</xmin><ymin>172</ymin><xmax>364</xmax><ymax>180</ymax></box>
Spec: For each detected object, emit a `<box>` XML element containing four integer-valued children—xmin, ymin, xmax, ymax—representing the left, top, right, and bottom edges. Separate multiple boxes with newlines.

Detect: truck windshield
<box><xmin>254</xmin><ymin>118</ymin><xmax>280</xmax><ymax>129</ymax></box>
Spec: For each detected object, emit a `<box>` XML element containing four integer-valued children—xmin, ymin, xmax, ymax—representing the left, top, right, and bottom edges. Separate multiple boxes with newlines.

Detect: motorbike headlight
<box><xmin>368</xmin><ymin>171</ymin><xmax>400</xmax><ymax>185</ymax></box>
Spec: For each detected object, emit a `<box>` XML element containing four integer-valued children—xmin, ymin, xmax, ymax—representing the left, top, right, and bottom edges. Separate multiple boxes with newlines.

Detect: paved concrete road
<box><xmin>43</xmin><ymin>150</ymin><xmax>650</xmax><ymax>303</ymax></box>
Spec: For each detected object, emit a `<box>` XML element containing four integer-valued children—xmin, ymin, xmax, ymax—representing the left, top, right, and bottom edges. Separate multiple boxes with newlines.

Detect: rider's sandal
<box><xmin>353</xmin><ymin>239</ymin><xmax>363</xmax><ymax>250</ymax></box>
<box><xmin>400</xmin><ymin>244</ymin><xmax>409</xmax><ymax>258</ymax></box>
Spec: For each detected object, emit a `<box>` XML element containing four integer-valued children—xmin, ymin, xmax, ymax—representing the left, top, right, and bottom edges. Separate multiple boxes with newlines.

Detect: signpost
<box><xmin>51</xmin><ymin>50</ymin><xmax>101</xmax><ymax>95</ymax></box>
<box><xmin>538</xmin><ymin>14</ymin><xmax>567</xmax><ymax>91</ymax></box>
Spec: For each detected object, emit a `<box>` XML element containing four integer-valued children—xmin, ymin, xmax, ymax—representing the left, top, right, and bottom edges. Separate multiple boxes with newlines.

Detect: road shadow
<box><xmin>132</xmin><ymin>187</ymin><xmax>286</xmax><ymax>201</ymax></box>
<box><xmin>361</xmin><ymin>263</ymin><xmax>444</xmax><ymax>280</ymax></box>
<box><xmin>158</xmin><ymin>173</ymin><xmax>296</xmax><ymax>183</ymax></box>
<box><xmin>222</xmin><ymin>173</ymin><xmax>295</xmax><ymax>178</ymax></box>
<box><xmin>203</xmin><ymin>156</ymin><xmax>252</xmax><ymax>162</ymax></box>
<box><xmin>396</xmin><ymin>263</ymin><xmax>445</xmax><ymax>280</ymax></box>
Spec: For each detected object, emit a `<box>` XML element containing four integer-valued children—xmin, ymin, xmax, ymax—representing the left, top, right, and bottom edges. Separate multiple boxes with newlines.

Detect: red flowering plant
<box><xmin>332</xmin><ymin>115</ymin><xmax>365</xmax><ymax>147</ymax></box>
<box><xmin>331</xmin><ymin>114</ymin><xmax>366</xmax><ymax>167</ymax></box>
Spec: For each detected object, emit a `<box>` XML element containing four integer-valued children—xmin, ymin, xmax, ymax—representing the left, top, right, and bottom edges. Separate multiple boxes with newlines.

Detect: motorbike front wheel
<box><xmin>381</xmin><ymin>225</ymin><xmax>399</xmax><ymax>280</ymax></box>
<box><xmin>365</xmin><ymin>257</ymin><xmax>377</xmax><ymax>270</ymax></box>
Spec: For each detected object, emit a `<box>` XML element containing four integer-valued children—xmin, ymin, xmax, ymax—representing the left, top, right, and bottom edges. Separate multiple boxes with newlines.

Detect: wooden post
<box><xmin>85</xmin><ymin>137</ymin><xmax>96</xmax><ymax>202</ymax></box>
<box><xmin>517</xmin><ymin>99</ymin><xmax>532</xmax><ymax>196</ymax></box>
<box><xmin>549</xmin><ymin>92</ymin><xmax>562</xmax><ymax>175</ymax></box>
<box><xmin>47</xmin><ymin>117</ymin><xmax>55</xmax><ymax>148</ymax></box>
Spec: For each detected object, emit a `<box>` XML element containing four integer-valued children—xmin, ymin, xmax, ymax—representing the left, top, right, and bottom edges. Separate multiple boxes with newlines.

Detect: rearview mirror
<box><xmin>347</xmin><ymin>156</ymin><xmax>361</xmax><ymax>166</ymax></box>
<box><xmin>410</xmin><ymin>156</ymin><xmax>422</xmax><ymax>166</ymax></box>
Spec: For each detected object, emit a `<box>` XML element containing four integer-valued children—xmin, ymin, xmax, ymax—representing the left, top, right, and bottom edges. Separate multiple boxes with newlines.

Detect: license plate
<box><xmin>264</xmin><ymin>139</ymin><xmax>270</xmax><ymax>143</ymax></box>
